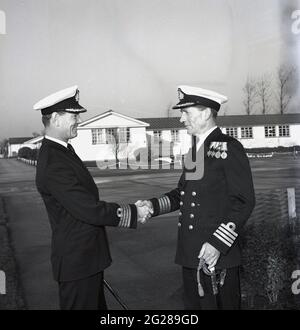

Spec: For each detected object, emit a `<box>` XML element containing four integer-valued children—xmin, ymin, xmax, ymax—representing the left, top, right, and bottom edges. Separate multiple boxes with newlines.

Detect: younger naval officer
<box><xmin>34</xmin><ymin>85</ymin><xmax>150</xmax><ymax>310</ymax></box>
<box><xmin>138</xmin><ymin>85</ymin><xmax>255</xmax><ymax>309</ymax></box>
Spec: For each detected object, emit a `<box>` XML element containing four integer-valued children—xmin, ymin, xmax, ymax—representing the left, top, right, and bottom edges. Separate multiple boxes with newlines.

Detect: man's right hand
<box><xmin>135</xmin><ymin>200</ymin><xmax>153</xmax><ymax>224</ymax></box>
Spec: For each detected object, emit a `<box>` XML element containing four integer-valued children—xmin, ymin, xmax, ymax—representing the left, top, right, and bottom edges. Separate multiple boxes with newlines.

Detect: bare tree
<box><xmin>108</xmin><ymin>128</ymin><xmax>129</xmax><ymax>169</ymax></box>
<box><xmin>243</xmin><ymin>77</ymin><xmax>257</xmax><ymax>115</ymax></box>
<box><xmin>277</xmin><ymin>65</ymin><xmax>295</xmax><ymax>114</ymax></box>
<box><xmin>167</xmin><ymin>102</ymin><xmax>173</xmax><ymax>118</ymax></box>
<box><xmin>256</xmin><ymin>74</ymin><xmax>272</xmax><ymax>115</ymax></box>
<box><xmin>107</xmin><ymin>128</ymin><xmax>120</xmax><ymax>169</ymax></box>
<box><xmin>221</xmin><ymin>104</ymin><xmax>228</xmax><ymax>116</ymax></box>
<box><xmin>0</xmin><ymin>138</ymin><xmax>8</xmax><ymax>156</ymax></box>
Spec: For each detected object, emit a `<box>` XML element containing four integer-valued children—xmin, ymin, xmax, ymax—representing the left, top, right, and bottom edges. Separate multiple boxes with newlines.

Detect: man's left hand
<box><xmin>198</xmin><ymin>242</ymin><xmax>220</xmax><ymax>271</ymax></box>
<box><xmin>135</xmin><ymin>200</ymin><xmax>153</xmax><ymax>224</ymax></box>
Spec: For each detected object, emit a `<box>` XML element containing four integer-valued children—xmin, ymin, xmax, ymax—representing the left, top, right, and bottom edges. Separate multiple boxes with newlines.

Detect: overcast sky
<box><xmin>0</xmin><ymin>0</ymin><xmax>300</xmax><ymax>140</ymax></box>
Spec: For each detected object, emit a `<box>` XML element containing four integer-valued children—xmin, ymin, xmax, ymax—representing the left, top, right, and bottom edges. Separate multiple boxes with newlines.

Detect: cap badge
<box><xmin>75</xmin><ymin>89</ymin><xmax>80</xmax><ymax>102</ymax></box>
<box><xmin>178</xmin><ymin>89</ymin><xmax>184</xmax><ymax>100</ymax></box>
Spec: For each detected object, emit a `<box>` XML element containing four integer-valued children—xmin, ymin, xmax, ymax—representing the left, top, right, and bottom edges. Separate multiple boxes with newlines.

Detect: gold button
<box><xmin>192</xmin><ymin>192</ymin><xmax>196</xmax><ymax>196</ymax></box>
<box><xmin>180</xmin><ymin>201</ymin><xmax>183</xmax><ymax>206</ymax></box>
<box><xmin>179</xmin><ymin>212</ymin><xmax>182</xmax><ymax>216</ymax></box>
<box><xmin>180</xmin><ymin>191</ymin><xmax>185</xmax><ymax>196</ymax></box>
<box><xmin>190</xmin><ymin>214</ymin><xmax>194</xmax><ymax>219</ymax></box>
<box><xmin>191</xmin><ymin>203</ymin><xmax>195</xmax><ymax>207</ymax></box>
<box><xmin>189</xmin><ymin>225</ymin><xmax>193</xmax><ymax>230</ymax></box>
<box><xmin>178</xmin><ymin>222</ymin><xmax>181</xmax><ymax>227</ymax></box>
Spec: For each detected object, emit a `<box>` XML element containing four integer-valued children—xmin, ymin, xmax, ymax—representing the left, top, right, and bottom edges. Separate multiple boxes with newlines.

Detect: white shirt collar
<box><xmin>196</xmin><ymin>126</ymin><xmax>218</xmax><ymax>150</ymax></box>
<box><xmin>44</xmin><ymin>135</ymin><xmax>68</xmax><ymax>149</ymax></box>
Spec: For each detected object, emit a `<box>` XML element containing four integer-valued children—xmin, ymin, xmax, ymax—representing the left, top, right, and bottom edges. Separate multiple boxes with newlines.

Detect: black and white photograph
<box><xmin>0</xmin><ymin>0</ymin><xmax>300</xmax><ymax>312</ymax></box>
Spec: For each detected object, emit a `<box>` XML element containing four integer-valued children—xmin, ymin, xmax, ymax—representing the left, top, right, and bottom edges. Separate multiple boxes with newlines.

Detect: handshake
<box><xmin>135</xmin><ymin>200</ymin><xmax>154</xmax><ymax>224</ymax></box>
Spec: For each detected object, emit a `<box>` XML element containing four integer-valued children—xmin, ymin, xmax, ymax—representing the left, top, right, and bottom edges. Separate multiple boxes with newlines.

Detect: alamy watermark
<box><xmin>291</xmin><ymin>270</ymin><xmax>300</xmax><ymax>295</ymax></box>
<box><xmin>95</xmin><ymin>134</ymin><xmax>206</xmax><ymax>181</ymax></box>
<box><xmin>0</xmin><ymin>270</ymin><xmax>6</xmax><ymax>295</ymax></box>
<box><xmin>0</xmin><ymin>10</ymin><xmax>6</xmax><ymax>35</ymax></box>
<box><xmin>291</xmin><ymin>10</ymin><xmax>300</xmax><ymax>34</ymax></box>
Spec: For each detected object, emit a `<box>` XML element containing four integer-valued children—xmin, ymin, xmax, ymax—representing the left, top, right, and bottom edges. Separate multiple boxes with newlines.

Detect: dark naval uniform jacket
<box><xmin>36</xmin><ymin>138</ymin><xmax>137</xmax><ymax>282</ymax></box>
<box><xmin>150</xmin><ymin>127</ymin><xmax>255</xmax><ymax>270</ymax></box>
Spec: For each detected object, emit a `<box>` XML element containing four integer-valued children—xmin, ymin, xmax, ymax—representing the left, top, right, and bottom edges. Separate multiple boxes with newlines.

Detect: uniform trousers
<box><xmin>182</xmin><ymin>266</ymin><xmax>241</xmax><ymax>310</ymax></box>
<box><xmin>58</xmin><ymin>271</ymin><xmax>107</xmax><ymax>310</ymax></box>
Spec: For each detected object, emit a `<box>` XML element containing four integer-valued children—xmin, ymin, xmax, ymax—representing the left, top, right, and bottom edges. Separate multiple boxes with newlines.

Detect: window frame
<box><xmin>91</xmin><ymin>128</ymin><xmax>105</xmax><ymax>145</ymax></box>
<box><xmin>278</xmin><ymin>125</ymin><xmax>290</xmax><ymax>138</ymax></box>
<box><xmin>241</xmin><ymin>126</ymin><xmax>253</xmax><ymax>139</ymax></box>
<box><xmin>171</xmin><ymin>129</ymin><xmax>180</xmax><ymax>142</ymax></box>
<box><xmin>264</xmin><ymin>125</ymin><xmax>276</xmax><ymax>138</ymax></box>
<box><xmin>226</xmin><ymin>127</ymin><xmax>238</xmax><ymax>139</ymax></box>
<box><xmin>153</xmin><ymin>130</ymin><xmax>162</xmax><ymax>144</ymax></box>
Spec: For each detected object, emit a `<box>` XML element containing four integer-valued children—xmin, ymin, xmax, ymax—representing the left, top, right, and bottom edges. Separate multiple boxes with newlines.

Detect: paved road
<box><xmin>0</xmin><ymin>156</ymin><xmax>299</xmax><ymax>309</ymax></box>
<box><xmin>0</xmin><ymin>159</ymin><xmax>183</xmax><ymax>310</ymax></box>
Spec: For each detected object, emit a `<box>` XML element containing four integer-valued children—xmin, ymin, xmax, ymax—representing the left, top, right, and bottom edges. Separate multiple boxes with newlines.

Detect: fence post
<box><xmin>287</xmin><ymin>188</ymin><xmax>297</xmax><ymax>219</ymax></box>
<box><xmin>0</xmin><ymin>270</ymin><xmax>6</xmax><ymax>295</ymax></box>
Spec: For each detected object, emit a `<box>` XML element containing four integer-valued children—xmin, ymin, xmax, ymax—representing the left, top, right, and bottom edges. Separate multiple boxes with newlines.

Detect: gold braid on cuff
<box><xmin>157</xmin><ymin>195</ymin><xmax>171</xmax><ymax>214</ymax></box>
<box><xmin>117</xmin><ymin>204</ymin><xmax>131</xmax><ymax>228</ymax></box>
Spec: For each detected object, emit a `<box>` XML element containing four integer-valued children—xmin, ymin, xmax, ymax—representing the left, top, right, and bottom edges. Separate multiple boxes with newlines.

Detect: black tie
<box><xmin>67</xmin><ymin>143</ymin><xmax>76</xmax><ymax>154</ymax></box>
<box><xmin>67</xmin><ymin>143</ymin><xmax>90</xmax><ymax>173</ymax></box>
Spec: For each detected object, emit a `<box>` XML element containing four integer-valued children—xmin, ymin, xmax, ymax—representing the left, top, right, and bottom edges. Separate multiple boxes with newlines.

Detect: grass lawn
<box><xmin>0</xmin><ymin>198</ymin><xmax>26</xmax><ymax>310</ymax></box>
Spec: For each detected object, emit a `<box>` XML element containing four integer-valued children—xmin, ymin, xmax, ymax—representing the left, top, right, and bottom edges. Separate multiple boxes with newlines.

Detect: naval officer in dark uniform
<box><xmin>138</xmin><ymin>86</ymin><xmax>255</xmax><ymax>309</ymax></box>
<box><xmin>34</xmin><ymin>85</ymin><xmax>149</xmax><ymax>310</ymax></box>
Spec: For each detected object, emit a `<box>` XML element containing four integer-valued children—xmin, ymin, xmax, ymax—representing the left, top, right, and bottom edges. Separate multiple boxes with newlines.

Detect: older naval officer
<box><xmin>138</xmin><ymin>85</ymin><xmax>255</xmax><ymax>309</ymax></box>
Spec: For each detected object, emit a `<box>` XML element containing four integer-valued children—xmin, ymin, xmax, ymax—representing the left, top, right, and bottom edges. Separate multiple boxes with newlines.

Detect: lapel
<box><xmin>183</xmin><ymin>127</ymin><xmax>222</xmax><ymax>180</ymax></box>
<box><xmin>42</xmin><ymin>137</ymin><xmax>68</xmax><ymax>154</ymax></box>
<box><xmin>204</xmin><ymin>127</ymin><xmax>222</xmax><ymax>151</ymax></box>
<box><xmin>41</xmin><ymin>138</ymin><xmax>98</xmax><ymax>196</ymax></box>
<box><xmin>189</xmin><ymin>127</ymin><xmax>222</xmax><ymax>162</ymax></box>
<box><xmin>42</xmin><ymin>138</ymin><xmax>84</xmax><ymax>167</ymax></box>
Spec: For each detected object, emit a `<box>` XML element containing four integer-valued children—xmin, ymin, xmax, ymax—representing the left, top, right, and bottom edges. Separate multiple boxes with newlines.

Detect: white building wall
<box><xmin>8</xmin><ymin>144</ymin><xmax>24</xmax><ymax>157</ymax></box>
<box><xmin>146</xmin><ymin>129</ymin><xmax>190</xmax><ymax>158</ymax></box>
<box><xmin>287</xmin><ymin>124</ymin><xmax>300</xmax><ymax>146</ymax></box>
<box><xmin>69</xmin><ymin>122</ymin><xmax>300</xmax><ymax>161</ymax></box>
<box><xmin>72</xmin><ymin>129</ymin><xmax>107</xmax><ymax>161</ymax></box>
<box><xmin>71</xmin><ymin>127</ymin><xmax>147</xmax><ymax>161</ymax></box>
<box><xmin>123</xmin><ymin>127</ymin><xmax>147</xmax><ymax>160</ymax></box>
<box><xmin>234</xmin><ymin>124</ymin><xmax>300</xmax><ymax>149</ymax></box>
<box><xmin>178</xmin><ymin>130</ymin><xmax>191</xmax><ymax>155</ymax></box>
<box><xmin>161</xmin><ymin>130</ymin><xmax>171</xmax><ymax>141</ymax></box>
<box><xmin>8</xmin><ymin>142</ymin><xmax>42</xmax><ymax>157</ymax></box>
<box><xmin>23</xmin><ymin>143</ymin><xmax>39</xmax><ymax>150</ymax></box>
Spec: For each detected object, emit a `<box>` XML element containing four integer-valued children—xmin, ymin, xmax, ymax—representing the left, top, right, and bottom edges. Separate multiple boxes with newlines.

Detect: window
<box><xmin>241</xmin><ymin>127</ymin><xmax>253</xmax><ymax>139</ymax></box>
<box><xmin>91</xmin><ymin>129</ymin><xmax>105</xmax><ymax>144</ymax></box>
<box><xmin>92</xmin><ymin>128</ymin><xmax>131</xmax><ymax>144</ymax></box>
<box><xmin>126</xmin><ymin>128</ymin><xmax>131</xmax><ymax>143</ymax></box>
<box><xmin>226</xmin><ymin>127</ymin><xmax>238</xmax><ymax>138</ymax></box>
<box><xmin>153</xmin><ymin>130</ymin><xmax>162</xmax><ymax>144</ymax></box>
<box><xmin>171</xmin><ymin>129</ymin><xmax>180</xmax><ymax>142</ymax></box>
<box><xmin>119</xmin><ymin>128</ymin><xmax>131</xmax><ymax>143</ymax></box>
<box><xmin>106</xmin><ymin>128</ymin><xmax>117</xmax><ymax>144</ymax></box>
<box><xmin>265</xmin><ymin>126</ymin><xmax>276</xmax><ymax>138</ymax></box>
<box><xmin>279</xmin><ymin>125</ymin><xmax>290</xmax><ymax>137</ymax></box>
<box><xmin>119</xmin><ymin>128</ymin><xmax>126</xmax><ymax>143</ymax></box>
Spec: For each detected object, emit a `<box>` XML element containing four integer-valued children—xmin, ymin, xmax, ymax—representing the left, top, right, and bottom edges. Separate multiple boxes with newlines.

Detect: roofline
<box><xmin>23</xmin><ymin>136</ymin><xmax>44</xmax><ymax>144</ymax></box>
<box><xmin>79</xmin><ymin>110</ymin><xmax>150</xmax><ymax>127</ymax></box>
<box><xmin>8</xmin><ymin>137</ymin><xmax>33</xmax><ymax>144</ymax></box>
<box><xmin>141</xmin><ymin>114</ymin><xmax>300</xmax><ymax>129</ymax></box>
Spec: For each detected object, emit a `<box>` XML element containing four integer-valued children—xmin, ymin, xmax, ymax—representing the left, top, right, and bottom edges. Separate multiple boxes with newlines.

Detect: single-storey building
<box><xmin>22</xmin><ymin>136</ymin><xmax>44</xmax><ymax>150</ymax></box>
<box><xmin>72</xmin><ymin>110</ymin><xmax>149</xmax><ymax>162</ymax></box>
<box><xmin>7</xmin><ymin>137</ymin><xmax>33</xmax><ymax>158</ymax></box>
<box><xmin>14</xmin><ymin>111</ymin><xmax>300</xmax><ymax>162</ymax></box>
